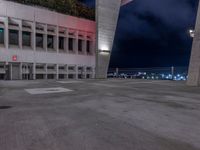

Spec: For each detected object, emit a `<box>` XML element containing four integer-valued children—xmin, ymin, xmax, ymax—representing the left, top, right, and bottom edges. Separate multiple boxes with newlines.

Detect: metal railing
<box><xmin>108</xmin><ymin>67</ymin><xmax>188</xmax><ymax>81</ymax></box>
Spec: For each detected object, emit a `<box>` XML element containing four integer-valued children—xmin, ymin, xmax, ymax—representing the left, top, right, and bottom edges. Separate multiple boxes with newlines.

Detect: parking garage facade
<box><xmin>0</xmin><ymin>0</ymin><xmax>96</xmax><ymax>80</ymax></box>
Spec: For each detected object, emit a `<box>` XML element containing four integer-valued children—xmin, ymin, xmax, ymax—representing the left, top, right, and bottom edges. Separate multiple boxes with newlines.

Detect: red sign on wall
<box><xmin>12</xmin><ymin>55</ymin><xmax>17</xmax><ymax>61</ymax></box>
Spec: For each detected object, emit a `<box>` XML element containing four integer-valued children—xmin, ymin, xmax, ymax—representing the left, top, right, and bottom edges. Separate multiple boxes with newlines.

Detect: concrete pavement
<box><xmin>0</xmin><ymin>79</ymin><xmax>200</xmax><ymax>150</ymax></box>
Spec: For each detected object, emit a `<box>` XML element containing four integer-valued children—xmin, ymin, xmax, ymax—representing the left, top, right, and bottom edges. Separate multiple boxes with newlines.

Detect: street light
<box><xmin>189</xmin><ymin>29</ymin><xmax>195</xmax><ymax>38</ymax></box>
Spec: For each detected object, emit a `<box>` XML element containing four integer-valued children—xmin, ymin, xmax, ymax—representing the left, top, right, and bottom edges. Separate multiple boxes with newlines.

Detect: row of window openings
<box><xmin>0</xmin><ymin>63</ymin><xmax>92</xmax><ymax>72</ymax></box>
<box><xmin>0</xmin><ymin>28</ymin><xmax>92</xmax><ymax>53</ymax></box>
<box><xmin>35</xmin><ymin>66</ymin><xmax>92</xmax><ymax>71</ymax></box>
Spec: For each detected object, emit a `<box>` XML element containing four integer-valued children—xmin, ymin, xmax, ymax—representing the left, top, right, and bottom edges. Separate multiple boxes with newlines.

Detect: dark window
<box><xmin>36</xmin><ymin>66</ymin><xmax>44</xmax><ymax>69</ymax></box>
<box><xmin>36</xmin><ymin>74</ymin><xmax>44</xmax><ymax>79</ymax></box>
<box><xmin>78</xmin><ymin>39</ymin><xmax>83</xmax><ymax>52</ymax></box>
<box><xmin>86</xmin><ymin>40</ymin><xmax>91</xmax><ymax>53</ymax></box>
<box><xmin>59</xmin><ymin>74</ymin><xmax>65</xmax><ymax>79</ymax></box>
<box><xmin>47</xmin><ymin>66</ymin><xmax>55</xmax><ymax>70</ymax></box>
<box><xmin>68</xmin><ymin>66</ymin><xmax>75</xmax><ymax>71</ymax></box>
<box><xmin>9</xmin><ymin>29</ymin><xmax>19</xmax><ymax>45</ymax></box>
<box><xmin>59</xmin><ymin>66</ymin><xmax>65</xmax><ymax>70</ymax></box>
<box><xmin>78</xmin><ymin>67</ymin><xmax>83</xmax><ymax>71</ymax></box>
<box><xmin>47</xmin><ymin>74</ymin><xmax>55</xmax><ymax>79</ymax></box>
<box><xmin>86</xmin><ymin>67</ymin><xmax>92</xmax><ymax>71</ymax></box>
<box><xmin>0</xmin><ymin>28</ymin><xmax>4</xmax><ymax>44</ymax></box>
<box><xmin>22</xmin><ymin>31</ymin><xmax>31</xmax><ymax>47</ymax></box>
<box><xmin>47</xmin><ymin>35</ymin><xmax>54</xmax><ymax>49</ymax></box>
<box><xmin>36</xmin><ymin>33</ymin><xmax>43</xmax><ymax>48</ymax></box>
<box><xmin>86</xmin><ymin>74</ymin><xmax>90</xmax><ymax>79</ymax></box>
<box><xmin>68</xmin><ymin>74</ymin><xmax>74</xmax><ymax>79</ymax></box>
<box><xmin>59</xmin><ymin>37</ymin><xmax>64</xmax><ymax>50</ymax></box>
<box><xmin>68</xmin><ymin>38</ymin><xmax>73</xmax><ymax>51</ymax></box>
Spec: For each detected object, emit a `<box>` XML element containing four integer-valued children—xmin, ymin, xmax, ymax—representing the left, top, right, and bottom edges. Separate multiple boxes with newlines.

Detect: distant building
<box><xmin>0</xmin><ymin>0</ymin><xmax>95</xmax><ymax>80</ymax></box>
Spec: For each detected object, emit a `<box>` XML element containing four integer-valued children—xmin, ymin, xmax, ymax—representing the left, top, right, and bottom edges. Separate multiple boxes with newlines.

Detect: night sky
<box><xmin>80</xmin><ymin>0</ymin><xmax>199</xmax><ymax>68</ymax></box>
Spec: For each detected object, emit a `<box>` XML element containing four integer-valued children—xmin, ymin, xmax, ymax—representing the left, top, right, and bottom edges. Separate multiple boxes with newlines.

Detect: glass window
<box><xmin>22</xmin><ymin>31</ymin><xmax>31</xmax><ymax>47</ymax></box>
<box><xmin>68</xmin><ymin>38</ymin><xmax>73</xmax><ymax>51</ymax></box>
<box><xmin>36</xmin><ymin>33</ymin><xmax>43</xmax><ymax>48</ymax></box>
<box><xmin>86</xmin><ymin>40</ymin><xmax>91</xmax><ymax>53</ymax></box>
<box><xmin>78</xmin><ymin>39</ymin><xmax>83</xmax><ymax>52</ymax></box>
<box><xmin>59</xmin><ymin>37</ymin><xmax>64</xmax><ymax>50</ymax></box>
<box><xmin>47</xmin><ymin>35</ymin><xmax>54</xmax><ymax>49</ymax></box>
<box><xmin>9</xmin><ymin>29</ymin><xmax>19</xmax><ymax>46</ymax></box>
<box><xmin>0</xmin><ymin>28</ymin><xmax>4</xmax><ymax>44</ymax></box>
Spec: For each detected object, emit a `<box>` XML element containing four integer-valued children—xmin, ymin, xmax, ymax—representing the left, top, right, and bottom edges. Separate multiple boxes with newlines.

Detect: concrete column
<box><xmin>19</xmin><ymin>21</ymin><xmax>22</xmax><ymax>49</ymax></box>
<box><xmin>5</xmin><ymin>17</ymin><xmax>8</xmax><ymax>50</ymax></box>
<box><xmin>10</xmin><ymin>63</ymin><xmax>12</xmax><ymax>80</ymax></box>
<box><xmin>75</xmin><ymin>31</ymin><xmax>78</xmax><ymax>54</ymax></box>
<box><xmin>65</xmin><ymin>65</ymin><xmax>68</xmax><ymax>79</ymax></box>
<box><xmin>83</xmin><ymin>35</ymin><xmax>87</xmax><ymax>55</ymax></box>
<box><xmin>56</xmin><ymin>64</ymin><xmax>59</xmax><ymax>80</ymax></box>
<box><xmin>75</xmin><ymin>65</ymin><xmax>78</xmax><ymax>79</ymax></box>
<box><xmin>45</xmin><ymin>64</ymin><xmax>47</xmax><ymax>79</ymax></box>
<box><xmin>55</xmin><ymin>26</ymin><xmax>59</xmax><ymax>53</ymax></box>
<box><xmin>96</xmin><ymin>0</ymin><xmax>121</xmax><ymax>79</ymax></box>
<box><xmin>19</xmin><ymin>62</ymin><xmax>22</xmax><ymax>80</ymax></box>
<box><xmin>65</xmin><ymin>29</ymin><xmax>69</xmax><ymax>53</ymax></box>
<box><xmin>187</xmin><ymin>1</ymin><xmax>200</xmax><ymax>86</ymax></box>
<box><xmin>33</xmin><ymin>63</ymin><xmax>36</xmax><ymax>80</ymax></box>
<box><xmin>44</xmin><ymin>25</ymin><xmax>47</xmax><ymax>52</ymax></box>
<box><xmin>32</xmin><ymin>22</ymin><xmax>36</xmax><ymax>51</ymax></box>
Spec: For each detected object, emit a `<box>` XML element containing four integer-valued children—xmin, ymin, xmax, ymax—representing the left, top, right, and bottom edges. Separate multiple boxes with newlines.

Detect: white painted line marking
<box><xmin>57</xmin><ymin>81</ymin><xmax>84</xmax><ymax>84</ymax></box>
<box><xmin>25</xmin><ymin>87</ymin><xmax>73</xmax><ymax>95</ymax></box>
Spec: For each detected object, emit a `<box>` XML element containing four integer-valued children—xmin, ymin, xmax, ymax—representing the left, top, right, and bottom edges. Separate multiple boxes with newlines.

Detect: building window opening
<box><xmin>59</xmin><ymin>37</ymin><xmax>64</xmax><ymax>50</ymax></box>
<box><xmin>47</xmin><ymin>66</ymin><xmax>55</xmax><ymax>70</ymax></box>
<box><xmin>68</xmin><ymin>74</ymin><xmax>75</xmax><ymax>79</ymax></box>
<box><xmin>59</xmin><ymin>74</ymin><xmax>65</xmax><ymax>79</ymax></box>
<box><xmin>9</xmin><ymin>29</ymin><xmax>19</xmax><ymax>46</ymax></box>
<box><xmin>22</xmin><ymin>31</ymin><xmax>31</xmax><ymax>47</ymax></box>
<box><xmin>68</xmin><ymin>66</ymin><xmax>75</xmax><ymax>71</ymax></box>
<box><xmin>68</xmin><ymin>38</ymin><xmax>73</xmax><ymax>51</ymax></box>
<box><xmin>47</xmin><ymin>35</ymin><xmax>54</xmax><ymax>49</ymax></box>
<box><xmin>86</xmin><ymin>74</ymin><xmax>91</xmax><ymax>79</ymax></box>
<box><xmin>78</xmin><ymin>39</ymin><xmax>83</xmax><ymax>52</ymax></box>
<box><xmin>47</xmin><ymin>74</ymin><xmax>55</xmax><ymax>79</ymax></box>
<box><xmin>36</xmin><ymin>74</ymin><xmax>44</xmax><ymax>79</ymax></box>
<box><xmin>0</xmin><ymin>28</ymin><xmax>4</xmax><ymax>45</ymax></box>
<box><xmin>86</xmin><ymin>40</ymin><xmax>91</xmax><ymax>53</ymax></box>
<box><xmin>36</xmin><ymin>33</ymin><xmax>43</xmax><ymax>48</ymax></box>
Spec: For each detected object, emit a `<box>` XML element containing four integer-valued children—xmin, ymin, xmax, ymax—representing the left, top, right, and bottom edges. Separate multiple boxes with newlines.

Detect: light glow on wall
<box><xmin>99</xmin><ymin>45</ymin><xmax>109</xmax><ymax>51</ymax></box>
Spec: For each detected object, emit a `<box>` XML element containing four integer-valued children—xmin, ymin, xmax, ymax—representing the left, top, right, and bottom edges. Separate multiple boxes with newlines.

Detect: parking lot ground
<box><xmin>0</xmin><ymin>79</ymin><xmax>200</xmax><ymax>150</ymax></box>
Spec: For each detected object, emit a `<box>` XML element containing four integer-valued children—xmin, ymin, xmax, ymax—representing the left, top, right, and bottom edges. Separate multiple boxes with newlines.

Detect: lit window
<box><xmin>9</xmin><ymin>29</ymin><xmax>19</xmax><ymax>46</ymax></box>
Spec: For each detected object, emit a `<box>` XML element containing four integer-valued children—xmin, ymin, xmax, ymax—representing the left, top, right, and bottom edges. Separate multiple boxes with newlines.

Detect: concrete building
<box><xmin>95</xmin><ymin>0</ymin><xmax>132</xmax><ymax>78</ymax></box>
<box><xmin>0</xmin><ymin>0</ymin><xmax>96</xmax><ymax>80</ymax></box>
<box><xmin>187</xmin><ymin>1</ymin><xmax>200</xmax><ymax>86</ymax></box>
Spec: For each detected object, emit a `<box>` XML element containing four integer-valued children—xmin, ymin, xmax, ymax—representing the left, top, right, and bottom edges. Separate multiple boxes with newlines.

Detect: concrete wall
<box><xmin>187</xmin><ymin>1</ymin><xmax>200</xmax><ymax>86</ymax></box>
<box><xmin>0</xmin><ymin>0</ymin><xmax>96</xmax><ymax>77</ymax></box>
<box><xmin>96</xmin><ymin>0</ymin><xmax>121</xmax><ymax>78</ymax></box>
